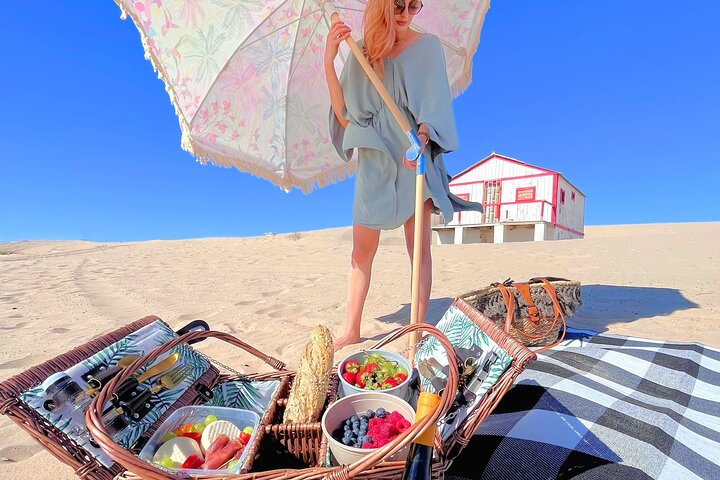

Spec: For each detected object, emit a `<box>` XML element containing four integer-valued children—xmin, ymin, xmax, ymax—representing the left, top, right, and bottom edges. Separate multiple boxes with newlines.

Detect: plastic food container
<box><xmin>138</xmin><ymin>405</ymin><xmax>260</xmax><ymax>474</ymax></box>
<box><xmin>337</xmin><ymin>349</ymin><xmax>413</xmax><ymax>401</ymax></box>
<box><xmin>321</xmin><ymin>392</ymin><xmax>415</xmax><ymax>466</ymax></box>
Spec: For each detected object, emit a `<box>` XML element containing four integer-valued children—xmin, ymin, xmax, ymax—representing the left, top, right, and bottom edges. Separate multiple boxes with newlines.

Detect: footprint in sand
<box><xmin>254</xmin><ymin>305</ymin><xmax>279</xmax><ymax>316</ymax></box>
<box><xmin>267</xmin><ymin>307</ymin><xmax>305</xmax><ymax>319</ymax></box>
<box><xmin>234</xmin><ymin>299</ymin><xmax>258</xmax><ymax>306</ymax></box>
<box><xmin>0</xmin><ymin>444</ymin><xmax>43</xmax><ymax>462</ymax></box>
<box><xmin>51</xmin><ymin>327</ymin><xmax>70</xmax><ymax>334</ymax></box>
<box><xmin>177</xmin><ymin>310</ymin><xmax>219</xmax><ymax>322</ymax></box>
<box><xmin>223</xmin><ymin>321</ymin><xmax>259</xmax><ymax>335</ymax></box>
<box><xmin>0</xmin><ymin>354</ymin><xmax>51</xmax><ymax>370</ymax></box>
<box><xmin>259</xmin><ymin>289</ymin><xmax>285</xmax><ymax>298</ymax></box>
<box><xmin>0</xmin><ymin>321</ymin><xmax>26</xmax><ymax>330</ymax></box>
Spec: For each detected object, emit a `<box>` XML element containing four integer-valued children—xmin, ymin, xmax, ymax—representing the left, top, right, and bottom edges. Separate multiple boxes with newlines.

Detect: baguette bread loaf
<box><xmin>283</xmin><ymin>325</ymin><xmax>334</xmax><ymax>423</ymax></box>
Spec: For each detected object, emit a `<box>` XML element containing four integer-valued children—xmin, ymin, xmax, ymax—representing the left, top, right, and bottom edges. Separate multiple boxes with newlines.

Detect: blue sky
<box><xmin>2</xmin><ymin>1</ymin><xmax>718</xmax><ymax>242</ymax></box>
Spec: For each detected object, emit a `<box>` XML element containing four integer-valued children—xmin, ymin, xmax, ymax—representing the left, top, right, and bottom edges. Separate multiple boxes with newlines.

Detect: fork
<box><xmin>122</xmin><ymin>366</ymin><xmax>191</xmax><ymax>421</ymax></box>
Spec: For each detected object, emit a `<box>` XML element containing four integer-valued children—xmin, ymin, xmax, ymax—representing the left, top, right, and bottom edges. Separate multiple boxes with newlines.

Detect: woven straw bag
<box><xmin>458</xmin><ymin>277</ymin><xmax>582</xmax><ymax>353</ymax></box>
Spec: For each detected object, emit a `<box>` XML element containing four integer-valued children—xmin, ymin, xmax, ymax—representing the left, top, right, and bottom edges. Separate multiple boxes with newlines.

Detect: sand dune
<box><xmin>0</xmin><ymin>222</ymin><xmax>718</xmax><ymax>478</ymax></box>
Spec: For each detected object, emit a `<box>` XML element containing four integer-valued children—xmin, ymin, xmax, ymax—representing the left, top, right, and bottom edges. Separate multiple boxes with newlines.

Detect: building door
<box><xmin>482</xmin><ymin>181</ymin><xmax>502</xmax><ymax>223</ymax></box>
<box><xmin>457</xmin><ymin>193</ymin><xmax>470</xmax><ymax>224</ymax></box>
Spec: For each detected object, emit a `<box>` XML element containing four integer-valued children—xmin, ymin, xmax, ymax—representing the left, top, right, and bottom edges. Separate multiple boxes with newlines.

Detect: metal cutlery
<box><xmin>80</xmin><ymin>354</ymin><xmax>143</xmax><ymax>399</ymax></box>
<box><xmin>111</xmin><ymin>352</ymin><xmax>181</xmax><ymax>404</ymax></box>
<box><xmin>122</xmin><ymin>366</ymin><xmax>190</xmax><ymax>421</ymax></box>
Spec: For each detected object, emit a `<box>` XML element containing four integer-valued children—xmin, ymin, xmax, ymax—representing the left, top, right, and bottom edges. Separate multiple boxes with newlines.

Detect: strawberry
<box><xmin>382</xmin><ymin>377</ymin><xmax>398</xmax><ymax>388</ymax></box>
<box><xmin>355</xmin><ymin>372</ymin><xmax>367</xmax><ymax>388</ymax></box>
<box><xmin>393</xmin><ymin>373</ymin><xmax>408</xmax><ymax>384</ymax></box>
<box><xmin>363</xmin><ymin>362</ymin><xmax>380</xmax><ymax>374</ymax></box>
<box><xmin>238</xmin><ymin>431</ymin><xmax>251</xmax><ymax>445</ymax></box>
<box><xmin>181</xmin><ymin>432</ymin><xmax>202</xmax><ymax>445</ymax></box>
<box><xmin>342</xmin><ymin>372</ymin><xmax>356</xmax><ymax>384</ymax></box>
<box><xmin>181</xmin><ymin>454</ymin><xmax>203</xmax><ymax>469</ymax></box>
<box><xmin>343</xmin><ymin>360</ymin><xmax>360</xmax><ymax>374</ymax></box>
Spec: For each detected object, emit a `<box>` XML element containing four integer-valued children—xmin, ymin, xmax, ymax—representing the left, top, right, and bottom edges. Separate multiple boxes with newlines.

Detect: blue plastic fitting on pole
<box><xmin>405</xmin><ymin>130</ymin><xmax>426</xmax><ymax>175</ymax></box>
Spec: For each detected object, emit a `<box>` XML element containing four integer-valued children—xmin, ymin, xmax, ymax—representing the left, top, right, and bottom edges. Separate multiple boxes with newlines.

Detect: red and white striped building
<box><xmin>432</xmin><ymin>153</ymin><xmax>585</xmax><ymax>244</ymax></box>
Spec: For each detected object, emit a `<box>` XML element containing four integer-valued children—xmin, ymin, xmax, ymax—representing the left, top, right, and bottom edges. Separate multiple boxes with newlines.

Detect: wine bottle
<box><xmin>401</xmin><ymin>392</ymin><xmax>441</xmax><ymax>480</ymax></box>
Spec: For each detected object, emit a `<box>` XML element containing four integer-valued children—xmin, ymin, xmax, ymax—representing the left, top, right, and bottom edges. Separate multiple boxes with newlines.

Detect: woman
<box><xmin>325</xmin><ymin>0</ymin><xmax>482</xmax><ymax>349</ymax></box>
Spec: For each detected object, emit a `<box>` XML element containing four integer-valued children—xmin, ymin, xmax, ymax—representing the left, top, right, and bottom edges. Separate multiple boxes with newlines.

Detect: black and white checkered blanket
<box><xmin>447</xmin><ymin>330</ymin><xmax>720</xmax><ymax>479</ymax></box>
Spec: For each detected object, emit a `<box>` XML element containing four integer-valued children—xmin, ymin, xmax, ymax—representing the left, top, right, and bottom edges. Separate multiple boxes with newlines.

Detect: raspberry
<box><xmin>365</xmin><ymin>411</ymin><xmax>409</xmax><ymax>448</ymax></box>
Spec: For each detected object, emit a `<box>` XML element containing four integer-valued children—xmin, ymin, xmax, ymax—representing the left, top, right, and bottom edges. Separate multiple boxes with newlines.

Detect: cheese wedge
<box><xmin>200</xmin><ymin>420</ymin><xmax>242</xmax><ymax>452</ymax></box>
<box><xmin>152</xmin><ymin>436</ymin><xmax>203</xmax><ymax>465</ymax></box>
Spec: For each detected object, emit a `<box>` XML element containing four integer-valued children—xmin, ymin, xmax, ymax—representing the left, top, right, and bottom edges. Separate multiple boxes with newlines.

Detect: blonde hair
<box><xmin>363</xmin><ymin>0</ymin><xmax>396</xmax><ymax>77</ymax></box>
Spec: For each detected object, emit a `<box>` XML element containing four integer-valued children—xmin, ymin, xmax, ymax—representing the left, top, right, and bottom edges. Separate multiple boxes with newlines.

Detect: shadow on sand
<box><xmin>366</xmin><ymin>284</ymin><xmax>699</xmax><ymax>341</ymax></box>
<box><xmin>571</xmin><ymin>284</ymin><xmax>699</xmax><ymax>333</ymax></box>
<box><xmin>360</xmin><ymin>297</ymin><xmax>454</xmax><ymax>343</ymax></box>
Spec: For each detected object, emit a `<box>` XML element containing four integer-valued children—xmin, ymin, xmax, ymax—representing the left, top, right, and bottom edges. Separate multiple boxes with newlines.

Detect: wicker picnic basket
<box><xmin>0</xmin><ymin>316</ymin><xmax>289</xmax><ymax>480</ymax></box>
<box><xmin>87</xmin><ymin>323</ymin><xmax>461</xmax><ymax>480</ymax></box>
<box><xmin>0</xmin><ymin>308</ymin><xmax>536</xmax><ymax>480</ymax></box>
<box><xmin>458</xmin><ymin>277</ymin><xmax>582</xmax><ymax>351</ymax></box>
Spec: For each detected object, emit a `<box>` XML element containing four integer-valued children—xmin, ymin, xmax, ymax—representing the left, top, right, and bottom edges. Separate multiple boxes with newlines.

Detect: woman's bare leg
<box><xmin>403</xmin><ymin>200</ymin><xmax>434</xmax><ymax>324</ymax></box>
<box><xmin>334</xmin><ymin>224</ymin><xmax>381</xmax><ymax>350</ymax></box>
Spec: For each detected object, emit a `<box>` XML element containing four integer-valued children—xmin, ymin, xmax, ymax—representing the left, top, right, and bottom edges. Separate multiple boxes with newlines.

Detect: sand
<box><xmin>0</xmin><ymin>222</ymin><xmax>718</xmax><ymax>478</ymax></box>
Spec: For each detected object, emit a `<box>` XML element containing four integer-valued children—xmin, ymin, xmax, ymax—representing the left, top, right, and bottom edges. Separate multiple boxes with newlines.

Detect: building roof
<box><xmin>452</xmin><ymin>152</ymin><xmax>586</xmax><ymax>196</ymax></box>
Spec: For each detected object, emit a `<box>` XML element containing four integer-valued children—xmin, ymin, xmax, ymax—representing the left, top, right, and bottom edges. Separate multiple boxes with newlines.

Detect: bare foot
<box><xmin>334</xmin><ymin>333</ymin><xmax>361</xmax><ymax>351</ymax></box>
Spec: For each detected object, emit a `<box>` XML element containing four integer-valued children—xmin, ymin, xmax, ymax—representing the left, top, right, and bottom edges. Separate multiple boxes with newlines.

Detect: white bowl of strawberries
<box><xmin>338</xmin><ymin>350</ymin><xmax>413</xmax><ymax>401</ymax></box>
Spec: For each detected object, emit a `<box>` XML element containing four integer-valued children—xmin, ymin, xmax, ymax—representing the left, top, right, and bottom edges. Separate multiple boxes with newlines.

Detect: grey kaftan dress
<box><xmin>330</xmin><ymin>34</ymin><xmax>482</xmax><ymax>230</ymax></box>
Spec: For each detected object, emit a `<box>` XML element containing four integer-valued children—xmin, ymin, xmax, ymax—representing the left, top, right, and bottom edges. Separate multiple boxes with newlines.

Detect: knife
<box><xmin>416</xmin><ymin>359</ymin><xmax>446</xmax><ymax>393</ymax></box>
<box><xmin>122</xmin><ymin>366</ymin><xmax>190</xmax><ymax>421</ymax></box>
<box><xmin>111</xmin><ymin>352</ymin><xmax>181</xmax><ymax>404</ymax></box>
<box><xmin>463</xmin><ymin>351</ymin><xmax>499</xmax><ymax>403</ymax></box>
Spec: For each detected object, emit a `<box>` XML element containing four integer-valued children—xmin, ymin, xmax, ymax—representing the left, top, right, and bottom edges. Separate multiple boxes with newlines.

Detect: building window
<box><xmin>571</xmin><ymin>191</ymin><xmax>576</xmax><ymax>201</ymax></box>
<box><xmin>515</xmin><ymin>186</ymin><xmax>536</xmax><ymax>202</ymax></box>
<box><xmin>560</xmin><ymin>189</ymin><xmax>566</xmax><ymax>204</ymax></box>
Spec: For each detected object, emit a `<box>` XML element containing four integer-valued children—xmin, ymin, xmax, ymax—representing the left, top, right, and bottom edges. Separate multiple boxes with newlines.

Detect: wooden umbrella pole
<box><xmin>408</xmin><ymin>176</ymin><xmax>425</xmax><ymax>358</ymax></box>
<box><xmin>330</xmin><ymin>12</ymin><xmax>411</xmax><ymax>132</ymax></box>
<box><xmin>329</xmin><ymin>10</ymin><xmax>424</xmax><ymax>358</ymax></box>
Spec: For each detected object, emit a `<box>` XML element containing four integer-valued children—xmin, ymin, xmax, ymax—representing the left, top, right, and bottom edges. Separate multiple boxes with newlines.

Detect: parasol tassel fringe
<box><xmin>189</xmin><ymin>140</ymin><xmax>357</xmax><ymax>194</ymax></box>
<box><xmin>448</xmin><ymin>1</ymin><xmax>491</xmax><ymax>99</ymax></box>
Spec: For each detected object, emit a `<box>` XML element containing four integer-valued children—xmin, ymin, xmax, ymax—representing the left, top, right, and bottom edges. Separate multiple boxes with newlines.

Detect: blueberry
<box><xmin>344</xmin><ymin>424</ymin><xmax>350</xmax><ymax>431</ymax></box>
<box><xmin>350</xmin><ymin>415</ymin><xmax>359</xmax><ymax>423</ymax></box>
<box><xmin>366</xmin><ymin>409</ymin><xmax>374</xmax><ymax>418</ymax></box>
<box><xmin>362</xmin><ymin>435</ymin><xmax>371</xmax><ymax>444</ymax></box>
<box><xmin>352</xmin><ymin>426</ymin><xmax>359</xmax><ymax>434</ymax></box>
<box><xmin>342</xmin><ymin>436</ymin><xmax>352</xmax><ymax>446</ymax></box>
<box><xmin>376</xmin><ymin>408</ymin><xmax>386</xmax><ymax>417</ymax></box>
<box><xmin>345</xmin><ymin>418</ymin><xmax>351</xmax><ymax>426</ymax></box>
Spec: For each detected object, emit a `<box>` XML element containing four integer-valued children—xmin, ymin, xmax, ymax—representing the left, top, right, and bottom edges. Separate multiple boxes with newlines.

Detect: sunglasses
<box><xmin>394</xmin><ymin>0</ymin><xmax>423</xmax><ymax>15</ymax></box>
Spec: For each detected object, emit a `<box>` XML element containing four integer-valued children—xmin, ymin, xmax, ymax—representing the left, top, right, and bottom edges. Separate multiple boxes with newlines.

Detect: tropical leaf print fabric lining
<box><xmin>19</xmin><ymin>321</ymin><xmax>209</xmax><ymax>467</ymax></box>
<box><xmin>415</xmin><ymin>304</ymin><xmax>511</xmax><ymax>440</ymax></box>
<box><xmin>207</xmin><ymin>379</ymin><xmax>281</xmax><ymax>417</ymax></box>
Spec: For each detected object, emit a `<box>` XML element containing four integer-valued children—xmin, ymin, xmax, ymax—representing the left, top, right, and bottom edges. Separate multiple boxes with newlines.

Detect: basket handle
<box><xmin>498</xmin><ymin>279</ymin><xmax>567</xmax><ymax>353</ymax></box>
<box><xmin>85</xmin><ymin>330</ymin><xmax>285</xmax><ymax>477</ymax></box>
<box><xmin>534</xmin><ymin>278</ymin><xmax>567</xmax><ymax>353</ymax></box>
<box><xmin>324</xmin><ymin>323</ymin><xmax>459</xmax><ymax>480</ymax></box>
<box><xmin>497</xmin><ymin>281</ymin><xmax>562</xmax><ymax>340</ymax></box>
